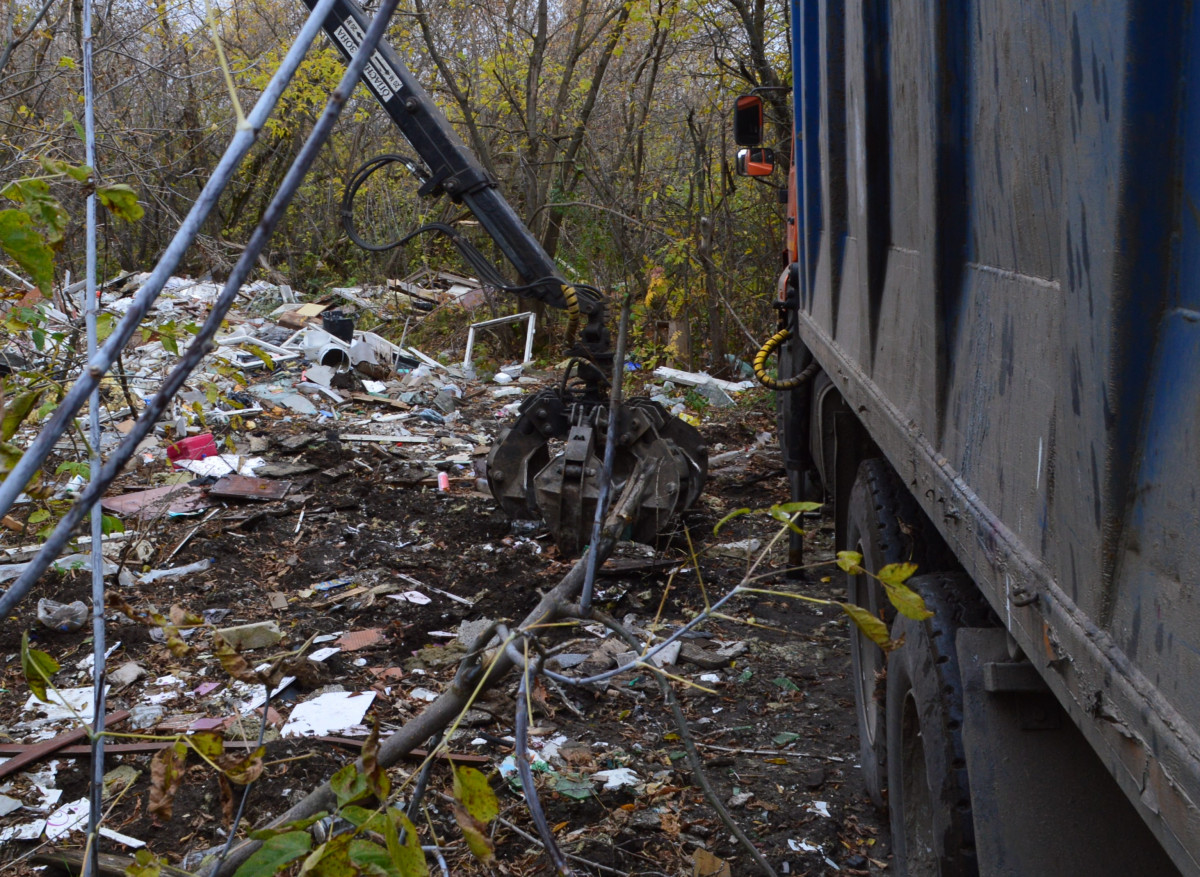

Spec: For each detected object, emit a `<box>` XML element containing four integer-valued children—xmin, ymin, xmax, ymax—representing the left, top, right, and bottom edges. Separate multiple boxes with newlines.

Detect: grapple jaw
<box><xmin>486</xmin><ymin>389</ymin><xmax>708</xmax><ymax>554</ymax></box>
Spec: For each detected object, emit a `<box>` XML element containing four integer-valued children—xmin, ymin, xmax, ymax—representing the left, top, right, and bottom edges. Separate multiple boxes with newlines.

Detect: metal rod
<box><xmin>0</xmin><ymin>0</ymin><xmax>398</xmax><ymax>620</ymax></box>
<box><xmin>580</xmin><ymin>291</ymin><xmax>632</xmax><ymax>613</ymax></box>
<box><xmin>0</xmin><ymin>0</ymin><xmax>342</xmax><ymax>524</ymax></box>
<box><xmin>81</xmin><ymin>0</ymin><xmax>105</xmax><ymax>868</ymax></box>
<box><xmin>515</xmin><ymin>665</ymin><xmax>574</xmax><ymax>875</ymax></box>
<box><xmin>0</xmin><ymin>263</ymin><xmax>34</xmax><ymax>290</ymax></box>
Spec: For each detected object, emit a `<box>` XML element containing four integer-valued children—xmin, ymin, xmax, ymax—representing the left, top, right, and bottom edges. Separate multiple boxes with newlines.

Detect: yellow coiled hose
<box><xmin>753</xmin><ymin>328</ymin><xmax>819</xmax><ymax>390</ymax></box>
<box><xmin>562</xmin><ymin>284</ymin><xmax>581</xmax><ymax>345</ymax></box>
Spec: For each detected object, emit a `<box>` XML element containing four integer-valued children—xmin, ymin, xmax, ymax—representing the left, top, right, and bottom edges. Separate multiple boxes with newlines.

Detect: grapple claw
<box><xmin>486</xmin><ymin>390</ymin><xmax>707</xmax><ymax>554</ymax></box>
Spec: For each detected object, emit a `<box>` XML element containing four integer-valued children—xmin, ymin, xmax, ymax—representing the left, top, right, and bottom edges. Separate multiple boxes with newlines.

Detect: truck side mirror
<box><xmin>733</xmin><ymin>94</ymin><xmax>764</xmax><ymax>146</ymax></box>
<box><xmin>736</xmin><ymin>147</ymin><xmax>776</xmax><ymax>177</ymax></box>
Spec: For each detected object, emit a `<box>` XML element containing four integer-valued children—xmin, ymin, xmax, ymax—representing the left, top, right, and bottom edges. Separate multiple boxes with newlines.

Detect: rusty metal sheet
<box><xmin>209</xmin><ymin>475</ymin><xmax>291</xmax><ymax>501</ymax></box>
<box><xmin>101</xmin><ymin>485</ymin><xmax>210</xmax><ymax>520</ymax></box>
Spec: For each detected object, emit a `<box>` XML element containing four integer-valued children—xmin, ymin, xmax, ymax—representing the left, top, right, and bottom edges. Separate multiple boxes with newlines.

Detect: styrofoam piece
<box><xmin>651</xmin><ymin>366</ymin><xmax>756</xmax><ymax>393</ymax></box>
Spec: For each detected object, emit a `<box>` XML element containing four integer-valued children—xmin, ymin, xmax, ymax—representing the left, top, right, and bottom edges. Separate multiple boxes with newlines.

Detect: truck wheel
<box><xmin>845</xmin><ymin>458</ymin><xmax>935</xmax><ymax>807</ymax></box>
<box><xmin>886</xmin><ymin>572</ymin><xmax>992</xmax><ymax>877</ymax></box>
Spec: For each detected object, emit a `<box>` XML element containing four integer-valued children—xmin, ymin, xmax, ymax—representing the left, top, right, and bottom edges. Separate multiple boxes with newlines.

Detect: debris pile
<box><xmin>0</xmin><ymin>272</ymin><xmax>887</xmax><ymax>875</ymax></box>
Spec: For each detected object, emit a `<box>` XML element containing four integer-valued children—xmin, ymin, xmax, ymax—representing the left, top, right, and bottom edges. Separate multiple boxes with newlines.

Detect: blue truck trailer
<box><xmin>737</xmin><ymin>2</ymin><xmax>1200</xmax><ymax>874</ymax></box>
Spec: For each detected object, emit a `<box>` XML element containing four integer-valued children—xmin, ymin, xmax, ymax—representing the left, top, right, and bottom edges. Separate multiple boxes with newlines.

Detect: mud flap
<box><xmin>956</xmin><ymin>628</ymin><xmax>1180</xmax><ymax>877</ymax></box>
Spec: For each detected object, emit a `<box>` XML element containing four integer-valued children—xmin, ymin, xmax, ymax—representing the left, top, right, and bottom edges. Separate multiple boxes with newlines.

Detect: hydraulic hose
<box><xmin>562</xmin><ymin>283</ymin><xmax>581</xmax><ymax>345</ymax></box>
<box><xmin>753</xmin><ymin>328</ymin><xmax>818</xmax><ymax>390</ymax></box>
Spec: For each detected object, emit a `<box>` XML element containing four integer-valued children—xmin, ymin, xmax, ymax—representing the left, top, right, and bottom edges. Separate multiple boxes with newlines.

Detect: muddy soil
<box><xmin>0</xmin><ymin>396</ymin><xmax>890</xmax><ymax>876</ymax></box>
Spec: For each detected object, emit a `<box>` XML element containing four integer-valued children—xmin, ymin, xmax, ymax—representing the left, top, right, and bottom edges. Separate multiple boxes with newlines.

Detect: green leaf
<box><xmin>452</xmin><ymin>765</ymin><xmax>498</xmax><ymax>863</ymax></box>
<box><xmin>347</xmin><ymin>840</ymin><xmax>396</xmax><ymax>877</ymax></box>
<box><xmin>249</xmin><ymin>812</ymin><xmax>329</xmax><ymax>840</ymax></box>
<box><xmin>27</xmin><ymin>509</ymin><xmax>50</xmax><ymax>525</ymax></box>
<box><xmin>100</xmin><ymin>514</ymin><xmax>125</xmax><ymax>535</ymax></box>
<box><xmin>55</xmin><ymin>460</ymin><xmax>89</xmax><ymax>478</ymax></box>
<box><xmin>768</xmin><ymin>504</ymin><xmax>805</xmax><ymax>535</ymax></box>
<box><xmin>330</xmin><ymin>762</ymin><xmax>370</xmax><ymax>807</ymax></box>
<box><xmin>96</xmin><ymin>312</ymin><xmax>116</xmax><ymax>342</ymax></box>
<box><xmin>301</xmin><ymin>834</ymin><xmax>355</xmax><ymax>877</ymax></box>
<box><xmin>882</xmin><ymin>581</ymin><xmax>934</xmax><ymax>621</ymax></box>
<box><xmin>773</xmin><ymin>501</ymin><xmax>823</xmax><ymax>514</ymax></box>
<box><xmin>21</xmin><ymin>630</ymin><xmax>59</xmax><ymax>702</ymax></box>
<box><xmin>188</xmin><ymin>731</ymin><xmax>224</xmax><ymax>760</ymax></box>
<box><xmin>838</xmin><ymin>602</ymin><xmax>897</xmax><ymax>651</ymax></box>
<box><xmin>452</xmin><ymin>802</ymin><xmax>495</xmax><ymax>864</ymax></box>
<box><xmin>0</xmin><ymin>209</ymin><xmax>54</xmax><ymax>293</ymax></box>
<box><xmin>232</xmin><ymin>830</ymin><xmax>313</xmax><ymax>877</ymax></box>
<box><xmin>244</xmin><ymin>344</ymin><xmax>275</xmax><ymax>369</ymax></box>
<box><xmin>772</xmin><ymin>676</ymin><xmax>800</xmax><ymax>692</ymax></box>
<box><xmin>57</xmin><ymin>56</ymin><xmax>77</xmax><ymax>69</ymax></box>
<box><xmin>1</xmin><ymin>179</ymin><xmax>68</xmax><ymax>242</ymax></box>
<box><xmin>61</xmin><ymin>110</ymin><xmax>84</xmax><ymax>140</ymax></box>
<box><xmin>452</xmin><ymin>765</ymin><xmax>498</xmax><ymax>824</ymax></box>
<box><xmin>124</xmin><ymin>849</ymin><xmax>166</xmax><ymax>877</ymax></box>
<box><xmin>836</xmin><ymin>550</ymin><xmax>864</xmax><ymax>574</ymax></box>
<box><xmin>340</xmin><ymin>805</ymin><xmax>388</xmax><ymax>833</ymax></box>
<box><xmin>97</xmin><ymin>183</ymin><xmax>144</xmax><ymax>222</ymax></box>
<box><xmin>387</xmin><ymin>812</ymin><xmax>428</xmax><ymax>877</ymax></box>
<box><xmin>713</xmin><ymin>507</ymin><xmax>752</xmax><ymax>535</ymax></box>
<box><xmin>37</xmin><ymin>156</ymin><xmax>91</xmax><ymax>182</ymax></box>
<box><xmin>877</xmin><ymin>562</ymin><xmax>917</xmax><ymax>587</ymax></box>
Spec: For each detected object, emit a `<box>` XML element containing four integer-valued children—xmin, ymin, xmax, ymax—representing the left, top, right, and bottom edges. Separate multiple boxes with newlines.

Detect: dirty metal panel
<box><xmin>793</xmin><ymin>0</ymin><xmax>1200</xmax><ymax>872</ymax></box>
<box><xmin>209</xmin><ymin>475</ymin><xmax>291</xmax><ymax>501</ymax></box>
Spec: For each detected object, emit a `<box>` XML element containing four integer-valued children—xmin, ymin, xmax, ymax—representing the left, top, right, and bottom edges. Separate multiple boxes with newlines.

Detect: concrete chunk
<box><xmin>217</xmin><ymin>621</ymin><xmax>282</xmax><ymax>651</ymax></box>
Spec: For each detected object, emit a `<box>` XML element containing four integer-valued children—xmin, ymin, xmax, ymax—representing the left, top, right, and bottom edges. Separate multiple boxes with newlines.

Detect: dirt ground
<box><xmin>0</xmin><ymin>384</ymin><xmax>891</xmax><ymax>876</ymax></box>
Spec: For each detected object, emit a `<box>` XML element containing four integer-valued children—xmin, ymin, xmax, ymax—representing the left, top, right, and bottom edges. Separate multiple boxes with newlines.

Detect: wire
<box><xmin>341</xmin><ymin>153</ymin><xmax>606</xmax><ymax>313</ymax></box>
<box><xmin>752</xmin><ymin>328</ymin><xmax>819</xmax><ymax>390</ymax></box>
<box><xmin>340</xmin><ymin>153</ymin><xmax>429</xmax><ymax>252</ymax></box>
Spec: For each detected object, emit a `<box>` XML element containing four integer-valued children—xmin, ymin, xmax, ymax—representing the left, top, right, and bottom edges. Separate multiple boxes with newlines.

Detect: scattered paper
<box><xmin>788</xmin><ymin>839</ymin><xmax>820</xmax><ymax>853</ymax></box>
<box><xmin>386</xmin><ymin>590</ymin><xmax>431</xmax><ymax>605</ymax></box>
<box><xmin>45</xmin><ymin>797</ymin><xmax>89</xmax><ymax>839</ymax></box>
<box><xmin>176</xmin><ymin>454</ymin><xmax>264</xmax><ymax>477</ymax></box>
<box><xmin>282</xmin><ymin>691</ymin><xmax>376</xmax><ymax>737</ymax></box>
<box><xmin>592</xmin><ymin>767</ymin><xmax>640</xmax><ymax>790</ymax></box>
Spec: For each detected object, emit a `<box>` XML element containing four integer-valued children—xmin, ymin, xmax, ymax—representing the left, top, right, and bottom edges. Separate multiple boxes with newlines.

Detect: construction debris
<box><xmin>0</xmin><ymin>269</ymin><xmax>885</xmax><ymax>875</ymax></box>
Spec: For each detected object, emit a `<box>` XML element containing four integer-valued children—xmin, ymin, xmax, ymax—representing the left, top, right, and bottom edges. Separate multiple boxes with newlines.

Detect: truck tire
<box><xmin>845</xmin><ymin>458</ymin><xmax>940</xmax><ymax>807</ymax></box>
<box><xmin>886</xmin><ymin>572</ymin><xmax>993</xmax><ymax>877</ymax></box>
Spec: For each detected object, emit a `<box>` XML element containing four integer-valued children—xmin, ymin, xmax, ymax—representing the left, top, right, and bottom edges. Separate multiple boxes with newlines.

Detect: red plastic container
<box><xmin>167</xmin><ymin>432</ymin><xmax>218</xmax><ymax>467</ymax></box>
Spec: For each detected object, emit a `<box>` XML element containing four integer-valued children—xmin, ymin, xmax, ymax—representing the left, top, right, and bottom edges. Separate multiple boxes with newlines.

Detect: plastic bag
<box><xmin>37</xmin><ymin>598</ymin><xmax>89</xmax><ymax>633</ymax></box>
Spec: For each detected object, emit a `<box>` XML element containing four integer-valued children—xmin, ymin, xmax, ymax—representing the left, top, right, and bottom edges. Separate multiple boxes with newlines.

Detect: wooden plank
<box><xmin>34</xmin><ymin>849</ymin><xmax>193</xmax><ymax>877</ymax></box>
<box><xmin>348</xmin><ymin>392</ymin><xmax>410</xmax><ymax>410</ymax></box>
<box><xmin>0</xmin><ymin>710</ymin><xmax>130</xmax><ymax>779</ymax></box>
<box><xmin>341</xmin><ymin>434</ymin><xmax>430</xmax><ymax>444</ymax></box>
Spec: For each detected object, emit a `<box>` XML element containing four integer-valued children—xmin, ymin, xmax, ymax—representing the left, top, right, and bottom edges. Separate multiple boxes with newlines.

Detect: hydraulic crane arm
<box><xmin>301</xmin><ymin>0</ymin><xmax>589</xmax><ymax>311</ymax></box>
<box><xmin>297</xmin><ymin>0</ymin><xmax>706</xmax><ymax>553</ymax></box>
